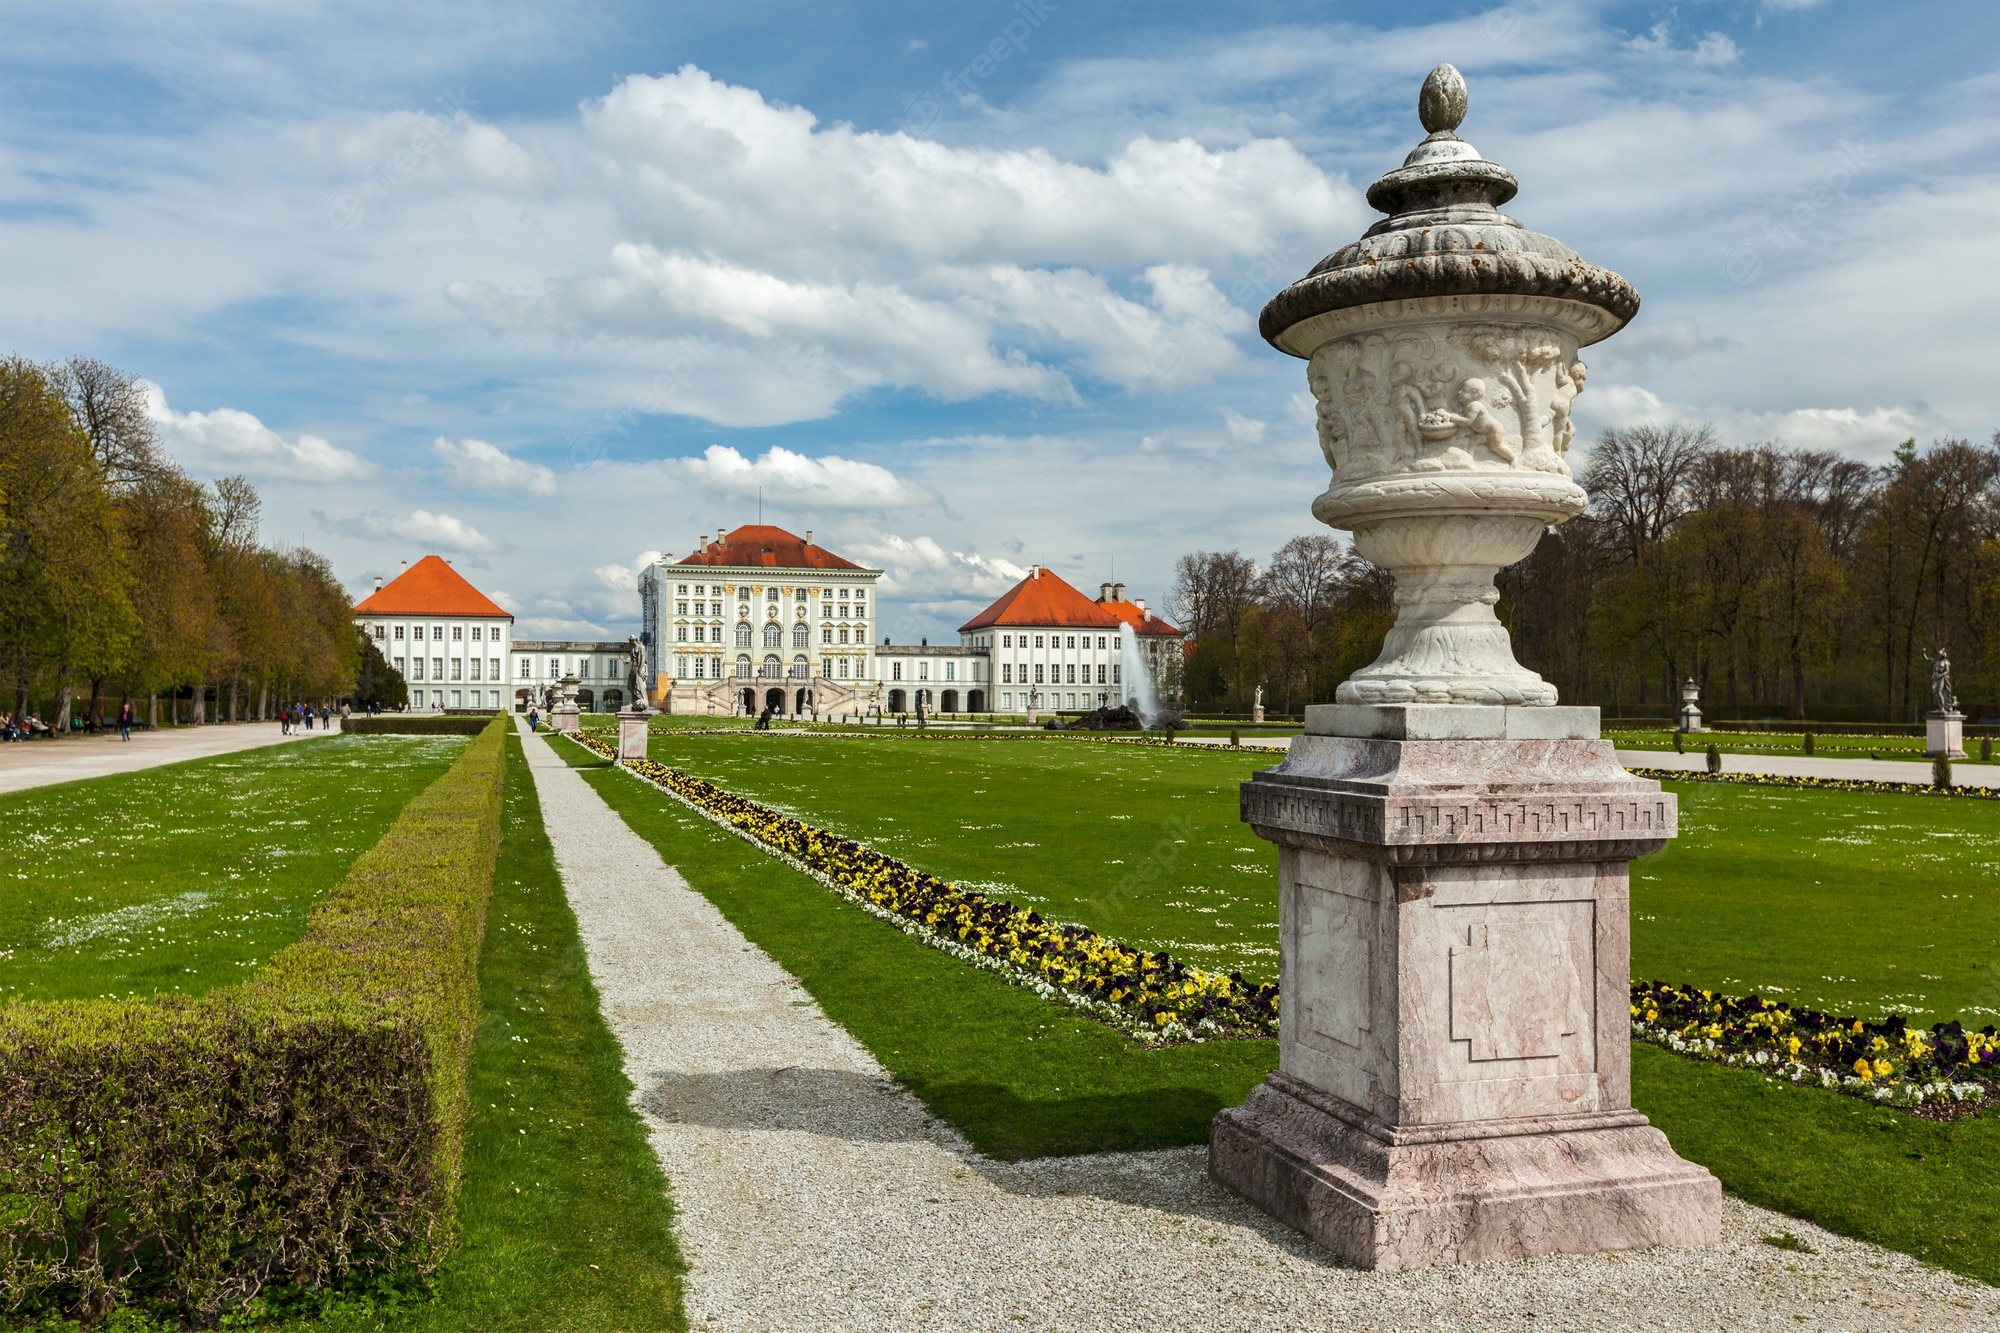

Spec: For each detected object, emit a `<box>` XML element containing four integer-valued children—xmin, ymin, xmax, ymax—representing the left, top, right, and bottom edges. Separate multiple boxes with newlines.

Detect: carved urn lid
<box><xmin>1260</xmin><ymin>64</ymin><xmax>1640</xmax><ymax>357</ymax></box>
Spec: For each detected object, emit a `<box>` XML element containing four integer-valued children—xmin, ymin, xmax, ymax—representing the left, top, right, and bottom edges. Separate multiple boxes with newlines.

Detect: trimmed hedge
<box><xmin>0</xmin><ymin>717</ymin><xmax>508</xmax><ymax>1326</ymax></box>
<box><xmin>342</xmin><ymin>714</ymin><xmax>500</xmax><ymax>736</ymax></box>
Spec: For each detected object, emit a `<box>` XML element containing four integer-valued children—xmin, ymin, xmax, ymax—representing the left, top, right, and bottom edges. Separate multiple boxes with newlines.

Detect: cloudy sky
<box><xmin>5</xmin><ymin>1</ymin><xmax>1995</xmax><ymax>639</ymax></box>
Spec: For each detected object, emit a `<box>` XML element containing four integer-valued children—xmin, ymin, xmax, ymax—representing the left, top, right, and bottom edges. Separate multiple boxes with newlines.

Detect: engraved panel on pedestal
<box><xmin>1280</xmin><ymin>853</ymin><xmax>1384</xmax><ymax>1110</ymax></box>
<box><xmin>1417</xmin><ymin>898</ymin><xmax>1599</xmax><ymax>1122</ymax></box>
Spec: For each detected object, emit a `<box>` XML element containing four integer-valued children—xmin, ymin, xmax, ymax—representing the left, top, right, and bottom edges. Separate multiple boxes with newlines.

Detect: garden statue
<box><xmin>1253</xmin><ymin>684</ymin><xmax>1266</xmax><ymax>724</ymax></box>
<box><xmin>1924</xmin><ymin>647</ymin><xmax>1965</xmax><ymax>759</ymax></box>
<box><xmin>1927</xmin><ymin>648</ymin><xmax>1957</xmax><ymax>715</ymax></box>
<box><xmin>1211</xmin><ymin>63</ymin><xmax>1719</xmax><ymax>1271</ymax></box>
<box><xmin>626</xmin><ymin>636</ymin><xmax>650</xmax><ymax>712</ymax></box>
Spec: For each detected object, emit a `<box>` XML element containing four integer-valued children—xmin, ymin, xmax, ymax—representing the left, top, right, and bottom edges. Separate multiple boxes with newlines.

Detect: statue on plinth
<box><xmin>1924</xmin><ymin>648</ymin><xmax>1965</xmax><ymax>758</ymax></box>
<box><xmin>1208</xmin><ymin>63</ymin><xmax>1720</xmax><ymax>1272</ymax></box>
<box><xmin>1926</xmin><ymin>648</ymin><xmax>1957</xmax><ymax>716</ymax></box>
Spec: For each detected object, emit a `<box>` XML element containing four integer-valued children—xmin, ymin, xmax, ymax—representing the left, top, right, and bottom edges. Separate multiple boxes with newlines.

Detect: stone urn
<box><xmin>1264</xmin><ymin>65</ymin><xmax>1636</xmax><ymax>707</ymax></box>
<box><xmin>1210</xmin><ymin>64</ymin><xmax>1719</xmax><ymax>1272</ymax></box>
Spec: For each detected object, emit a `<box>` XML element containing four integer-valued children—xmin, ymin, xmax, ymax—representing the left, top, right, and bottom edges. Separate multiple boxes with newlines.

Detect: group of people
<box><xmin>0</xmin><ymin>712</ymin><xmax>54</xmax><ymax>741</ymax></box>
<box><xmin>279</xmin><ymin>703</ymin><xmax>340</xmax><ymax>735</ymax></box>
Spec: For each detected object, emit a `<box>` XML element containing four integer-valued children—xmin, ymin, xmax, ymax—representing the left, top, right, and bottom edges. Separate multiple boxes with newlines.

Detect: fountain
<box><xmin>1208</xmin><ymin>64</ymin><xmax>1720</xmax><ymax>1271</ymax></box>
<box><xmin>1118</xmin><ymin>623</ymin><xmax>1163</xmax><ymax>727</ymax></box>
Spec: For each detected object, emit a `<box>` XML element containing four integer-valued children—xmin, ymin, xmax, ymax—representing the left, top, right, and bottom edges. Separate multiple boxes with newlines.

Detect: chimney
<box><xmin>373</xmin><ymin>575</ymin><xmax>383</xmax><ymax>592</ymax></box>
<box><xmin>1114</xmin><ymin>582</ymin><xmax>1126</xmax><ymax>602</ymax></box>
<box><xmin>1135</xmin><ymin>598</ymin><xmax>1147</xmax><ymax>612</ymax></box>
<box><xmin>1099</xmin><ymin>582</ymin><xmax>1113</xmax><ymax>602</ymax></box>
<box><xmin>805</xmin><ymin>529</ymin><xmax>814</xmax><ymax>545</ymax></box>
<box><xmin>1030</xmin><ymin>565</ymin><xmax>1040</xmax><ymax>580</ymax></box>
<box><xmin>699</xmin><ymin>533</ymin><xmax>708</xmax><ymax>548</ymax></box>
<box><xmin>1143</xmin><ymin>607</ymin><xmax>1153</xmax><ymax>622</ymax></box>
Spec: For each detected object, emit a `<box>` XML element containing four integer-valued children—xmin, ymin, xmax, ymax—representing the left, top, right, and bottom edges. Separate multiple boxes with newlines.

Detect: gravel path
<box><xmin>519</xmin><ymin>723</ymin><xmax>2000</xmax><ymax>1331</ymax></box>
<box><xmin>0</xmin><ymin>718</ymin><xmax>341</xmax><ymax>795</ymax></box>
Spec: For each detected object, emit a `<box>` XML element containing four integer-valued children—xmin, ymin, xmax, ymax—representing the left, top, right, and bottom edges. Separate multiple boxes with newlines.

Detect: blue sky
<box><xmin>5</xmin><ymin>0</ymin><xmax>1996</xmax><ymax>641</ymax></box>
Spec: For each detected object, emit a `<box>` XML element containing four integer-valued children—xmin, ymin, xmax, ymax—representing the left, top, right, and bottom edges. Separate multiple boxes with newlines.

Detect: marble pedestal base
<box><xmin>551</xmin><ymin>705</ymin><xmax>580</xmax><ymax>735</ymax></box>
<box><xmin>617</xmin><ymin>710</ymin><xmax>650</xmax><ymax>761</ymax></box>
<box><xmin>1212</xmin><ymin>1074</ymin><xmax>1719</xmax><ymax>1270</ymax></box>
<box><xmin>1927</xmin><ymin>712</ymin><xmax>1965</xmax><ymax>759</ymax></box>
<box><xmin>1210</xmin><ymin>709</ymin><xmax>1720</xmax><ymax>1270</ymax></box>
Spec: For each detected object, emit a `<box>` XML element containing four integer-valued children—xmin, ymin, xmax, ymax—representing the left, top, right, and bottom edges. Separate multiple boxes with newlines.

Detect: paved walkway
<box><xmin>0</xmin><ymin>718</ymin><xmax>341</xmax><ymax>796</ymax></box>
<box><xmin>1173</xmin><ymin>732</ymin><xmax>2000</xmax><ymax>784</ymax></box>
<box><xmin>518</xmin><ymin>721</ymin><xmax>2000</xmax><ymax>1331</ymax></box>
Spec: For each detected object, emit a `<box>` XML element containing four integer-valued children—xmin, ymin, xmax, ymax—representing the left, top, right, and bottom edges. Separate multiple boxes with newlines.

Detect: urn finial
<box><xmin>1418</xmin><ymin>63</ymin><xmax>1467</xmax><ymax>135</ymax></box>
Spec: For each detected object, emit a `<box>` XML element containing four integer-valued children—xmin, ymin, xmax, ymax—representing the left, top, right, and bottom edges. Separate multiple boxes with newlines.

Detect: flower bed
<box><xmin>565</xmin><ymin>729</ymin><xmax>1277</xmax><ymax>1042</ymax></box>
<box><xmin>1626</xmin><ymin>766</ymin><xmax>2000</xmax><ymax>800</ymax></box>
<box><xmin>1630</xmin><ymin>981</ymin><xmax>1997</xmax><ymax>1109</ymax></box>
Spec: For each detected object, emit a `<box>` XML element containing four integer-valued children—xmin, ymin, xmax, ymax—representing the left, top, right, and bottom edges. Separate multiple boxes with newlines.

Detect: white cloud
<box><xmin>845</xmin><ymin>532</ymin><xmax>1029</xmax><ymax>605</ymax></box>
<box><xmin>1625</xmin><ymin>21</ymin><xmax>1740</xmax><ymax>66</ymax></box>
<box><xmin>678</xmin><ymin>445</ymin><xmax>937</xmax><ymax>510</ymax></box>
<box><xmin>592</xmin><ymin>550</ymin><xmax>663</xmax><ymax>596</ymax></box>
<box><xmin>143</xmin><ymin>381</ymin><xmax>374</xmax><ymax>481</ymax></box>
<box><xmin>316</xmin><ymin>507</ymin><xmax>497</xmax><ymax>553</ymax></box>
<box><xmin>432</xmin><ymin>436</ymin><xmax>556</xmax><ymax>496</ymax></box>
<box><xmin>1222</xmin><ymin>407</ymin><xmax>1267</xmax><ymax>445</ymax></box>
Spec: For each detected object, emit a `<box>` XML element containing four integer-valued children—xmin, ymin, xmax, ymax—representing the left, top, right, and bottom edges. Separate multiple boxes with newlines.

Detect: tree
<box><xmin>353</xmin><ymin>629</ymin><xmax>408</xmax><ymax>710</ymax></box>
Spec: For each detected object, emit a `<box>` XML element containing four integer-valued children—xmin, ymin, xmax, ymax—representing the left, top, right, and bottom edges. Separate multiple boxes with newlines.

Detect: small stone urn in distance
<box><xmin>1209</xmin><ymin>64</ymin><xmax>1721</xmax><ymax>1272</ymax></box>
<box><xmin>1677</xmin><ymin>678</ymin><xmax>1705</xmax><ymax>734</ymax></box>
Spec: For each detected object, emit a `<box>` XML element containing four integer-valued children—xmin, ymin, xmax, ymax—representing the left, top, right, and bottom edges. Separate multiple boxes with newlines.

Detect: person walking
<box><xmin>528</xmin><ymin>707</ymin><xmax>540</xmax><ymax>732</ymax></box>
<box><xmin>118</xmin><ymin>700</ymin><xmax>133</xmax><ymax>742</ymax></box>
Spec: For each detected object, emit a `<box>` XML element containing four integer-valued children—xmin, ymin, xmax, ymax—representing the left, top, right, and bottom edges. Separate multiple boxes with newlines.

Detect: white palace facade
<box><xmin>353</xmin><ymin>531</ymin><xmax>1184</xmax><ymax>718</ymax></box>
<box><xmin>637</xmin><ymin>524</ymin><xmax>1183</xmax><ymax>717</ymax></box>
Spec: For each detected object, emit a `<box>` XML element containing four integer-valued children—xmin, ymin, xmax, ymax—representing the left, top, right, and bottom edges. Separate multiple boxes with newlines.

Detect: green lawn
<box><xmin>300</xmin><ymin>731</ymin><xmax>684</xmax><ymax>1333</ymax></box>
<box><xmin>565</xmin><ymin>728</ymin><xmax>2000</xmax><ymax>1284</ymax></box>
<box><xmin>1611</xmin><ymin>727</ymin><xmax>1998</xmax><ymax>762</ymax></box>
<box><xmin>640</xmin><ymin>731</ymin><xmax>1283</xmax><ymax>981</ymax></box>
<box><xmin>0</xmin><ymin>734</ymin><xmax>468</xmax><ymax>1003</ymax></box>
<box><xmin>560</xmin><ymin>740</ymin><xmax>1274</xmax><ymax>1160</ymax></box>
<box><xmin>1633</xmin><ymin>779</ymin><xmax>2000</xmax><ymax>1023</ymax></box>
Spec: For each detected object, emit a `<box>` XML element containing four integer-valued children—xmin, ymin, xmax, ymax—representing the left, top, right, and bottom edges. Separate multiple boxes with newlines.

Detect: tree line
<box><xmin>0</xmin><ymin>356</ymin><xmax>360</xmax><ymax>730</ymax></box>
<box><xmin>1169</xmin><ymin>426</ymin><xmax>2000</xmax><ymax>722</ymax></box>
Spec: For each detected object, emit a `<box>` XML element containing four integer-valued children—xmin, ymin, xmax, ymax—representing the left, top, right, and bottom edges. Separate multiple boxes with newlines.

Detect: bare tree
<box><xmin>1580</xmin><ymin>423</ymin><xmax>1716</xmax><ymax>565</ymax></box>
<box><xmin>51</xmin><ymin>356</ymin><xmax>164</xmax><ymax>493</ymax></box>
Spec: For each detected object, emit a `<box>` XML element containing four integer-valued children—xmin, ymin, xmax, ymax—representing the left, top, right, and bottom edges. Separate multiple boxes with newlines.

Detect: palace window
<box><xmin>411</xmin><ymin>625</ymin><xmax>423</xmax><ymax>641</ymax></box>
<box><xmin>471</xmin><ymin>626</ymin><xmax>481</xmax><ymax>642</ymax></box>
<box><xmin>518</xmin><ymin>657</ymin><xmax>530</xmax><ymax>676</ymax></box>
<box><xmin>1095</xmin><ymin>664</ymin><xmax>1105</xmax><ymax>683</ymax></box>
<box><xmin>394</xmin><ymin>656</ymin><xmax>406</xmax><ymax>674</ymax></box>
<box><xmin>918</xmin><ymin>662</ymin><xmax>929</xmax><ymax>681</ymax></box>
<box><xmin>736</xmin><ymin>656</ymin><xmax>752</xmax><ymax>678</ymax></box>
<box><xmin>372</xmin><ymin>624</ymin><xmax>384</xmax><ymax>639</ymax></box>
<box><xmin>892</xmin><ymin>663</ymin><xmax>903</xmax><ymax>681</ymax></box>
<box><xmin>1034</xmin><ymin>635</ymin><xmax>1044</xmax><ymax>648</ymax></box>
<box><xmin>763</xmin><ymin>623</ymin><xmax>783</xmax><ymax>648</ymax></box>
<box><xmin>766</xmin><ymin>587</ymin><xmax>780</xmax><ymax>602</ymax></box>
<box><xmin>1033</xmin><ymin>664</ymin><xmax>1044</xmax><ymax>684</ymax></box>
<box><xmin>549</xmin><ymin>658</ymin><xmax>561</xmax><ymax>678</ymax></box>
<box><xmin>411</xmin><ymin>658</ymin><xmax>424</xmax><ymax>681</ymax></box>
<box><xmin>677</xmin><ymin>625</ymin><xmax>688</xmax><ymax>642</ymax></box>
<box><xmin>1066</xmin><ymin>664</ymin><xmax>1076</xmax><ymax>684</ymax></box>
<box><xmin>1067</xmin><ymin>635</ymin><xmax>1076</xmax><ymax>649</ymax></box>
<box><xmin>838</xmin><ymin>659</ymin><xmax>850</xmax><ymax>678</ymax></box>
<box><xmin>1002</xmin><ymin>664</ymin><xmax>1012</xmax><ymax>683</ymax></box>
<box><xmin>822</xmin><ymin>626</ymin><xmax>834</xmax><ymax>644</ymax></box>
<box><xmin>490</xmin><ymin>657</ymin><xmax>500</xmax><ymax>680</ymax></box>
<box><xmin>736</xmin><ymin>623</ymin><xmax>752</xmax><ymax>647</ymax></box>
<box><xmin>433</xmin><ymin>657</ymin><xmax>444</xmax><ymax>679</ymax></box>
<box><xmin>394</xmin><ymin>625</ymin><xmax>404</xmax><ymax>640</ymax></box>
<box><xmin>793</xmin><ymin>624</ymin><xmax>808</xmax><ymax>648</ymax></box>
<box><xmin>944</xmin><ymin>662</ymin><xmax>955</xmax><ymax>681</ymax></box>
<box><xmin>676</xmin><ymin>656</ymin><xmax>689</xmax><ymax>676</ymax></box>
<box><xmin>1113</xmin><ymin>664</ymin><xmax>1121</xmax><ymax>683</ymax></box>
<box><xmin>677</xmin><ymin>584</ymin><xmax>688</xmax><ymax>595</ymax></box>
<box><xmin>578</xmin><ymin>659</ymin><xmax>591</xmax><ymax>678</ymax></box>
<box><xmin>796</xmin><ymin>588</ymin><xmax>808</xmax><ymax>603</ymax></box>
<box><xmin>677</xmin><ymin>601</ymin><xmax>688</xmax><ymax>615</ymax></box>
<box><xmin>433</xmin><ymin>626</ymin><xmax>444</xmax><ymax>641</ymax></box>
<box><xmin>1001</xmin><ymin>634</ymin><xmax>1010</xmax><ymax>648</ymax></box>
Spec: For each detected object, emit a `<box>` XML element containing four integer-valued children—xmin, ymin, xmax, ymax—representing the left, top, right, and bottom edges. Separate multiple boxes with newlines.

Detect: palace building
<box><xmin>354</xmin><ymin>555</ymin><xmax>642</xmax><ymax>714</ymax></box>
<box><xmin>637</xmin><ymin>525</ymin><xmax>1183</xmax><ymax>717</ymax></box>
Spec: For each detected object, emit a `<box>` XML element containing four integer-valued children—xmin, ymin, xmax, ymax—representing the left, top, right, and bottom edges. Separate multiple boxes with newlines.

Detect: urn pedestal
<box><xmin>1927</xmin><ymin>711</ymin><xmax>1966</xmax><ymax>760</ymax></box>
<box><xmin>617</xmin><ymin>709</ymin><xmax>651</xmax><ymax>762</ymax></box>
<box><xmin>551</xmin><ymin>705</ymin><xmax>581</xmax><ymax>735</ymax></box>
<box><xmin>1210</xmin><ymin>704</ymin><xmax>1720</xmax><ymax>1269</ymax></box>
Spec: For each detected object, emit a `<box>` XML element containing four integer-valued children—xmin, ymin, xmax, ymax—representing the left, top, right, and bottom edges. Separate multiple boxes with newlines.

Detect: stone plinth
<box><xmin>1254</xmin><ymin>705</ymin><xmax>1267</xmax><ymax>723</ymax></box>
<box><xmin>1210</xmin><ymin>713</ymin><xmax>1721</xmax><ymax>1270</ymax></box>
<box><xmin>551</xmin><ymin>704</ymin><xmax>581</xmax><ymax>735</ymax></box>
<box><xmin>1677</xmin><ymin>703</ymin><xmax>1704</xmax><ymax>733</ymax></box>
<box><xmin>1927</xmin><ymin>711</ymin><xmax>1965</xmax><ymax>759</ymax></box>
<box><xmin>617</xmin><ymin>709</ymin><xmax>650</xmax><ymax>762</ymax></box>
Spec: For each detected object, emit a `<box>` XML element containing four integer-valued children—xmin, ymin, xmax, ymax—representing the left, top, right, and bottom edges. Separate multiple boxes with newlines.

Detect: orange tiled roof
<box><xmin>353</xmin><ymin>554</ymin><xmax>512</xmax><ymax>619</ymax></box>
<box><xmin>1098</xmin><ymin>597</ymin><xmax>1182</xmax><ymax>637</ymax></box>
<box><xmin>959</xmin><ymin>567</ymin><xmax>1126</xmax><ymax>632</ymax></box>
<box><xmin>674</xmin><ymin>524</ymin><xmax>866</xmax><ymax>570</ymax></box>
